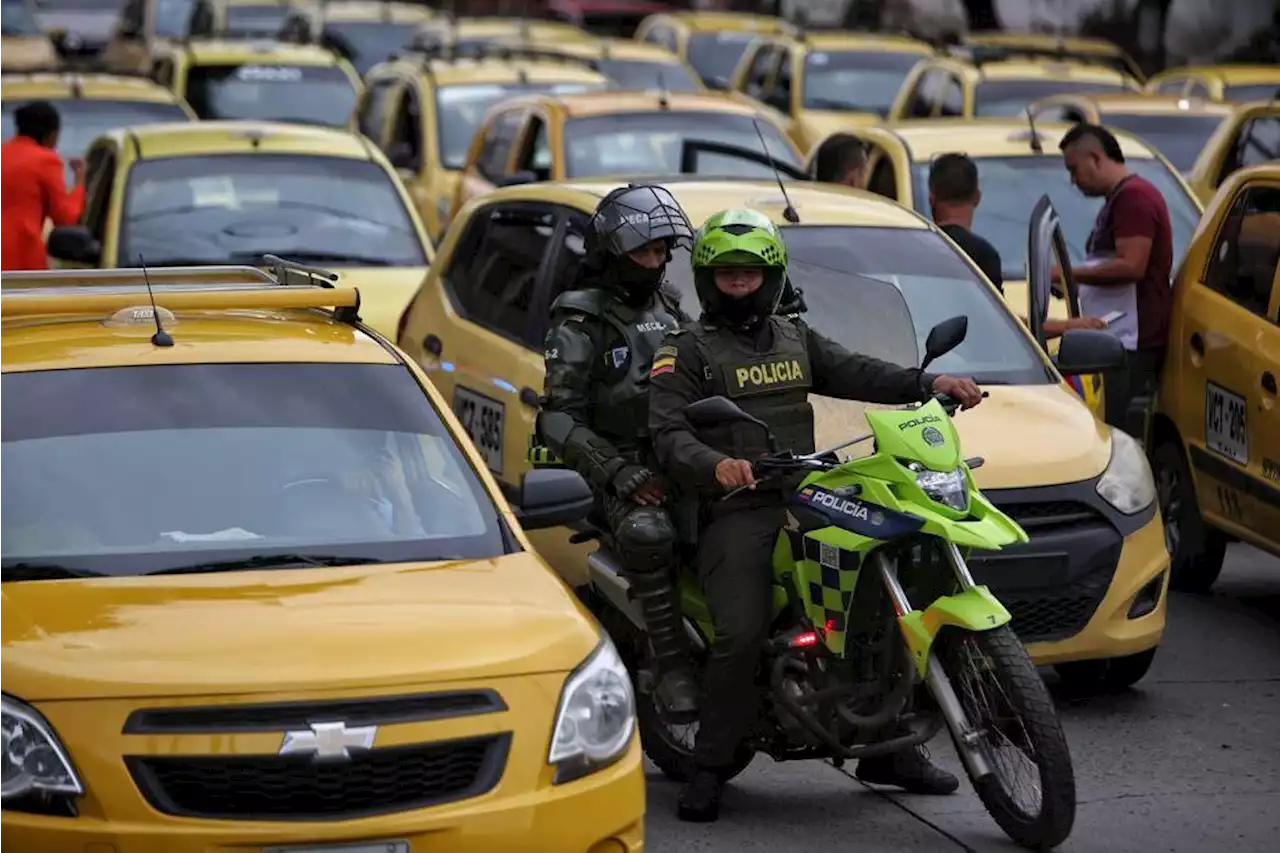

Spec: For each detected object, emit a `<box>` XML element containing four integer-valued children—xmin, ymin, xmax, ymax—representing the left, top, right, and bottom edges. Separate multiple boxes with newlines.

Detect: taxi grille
<box><xmin>994</xmin><ymin>559</ymin><xmax>1117</xmax><ymax>643</ymax></box>
<box><xmin>127</xmin><ymin>734</ymin><xmax>509</xmax><ymax>821</ymax></box>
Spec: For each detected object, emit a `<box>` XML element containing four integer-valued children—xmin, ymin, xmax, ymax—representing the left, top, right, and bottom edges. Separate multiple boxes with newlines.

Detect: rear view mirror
<box><xmin>515</xmin><ymin>469</ymin><xmax>593</xmax><ymax>530</ymax></box>
<box><xmin>684</xmin><ymin>396</ymin><xmax>754</xmax><ymax>426</ymax></box>
<box><xmin>47</xmin><ymin>226</ymin><xmax>101</xmax><ymax>265</ymax></box>
<box><xmin>921</xmin><ymin>316</ymin><xmax>968</xmax><ymax>371</ymax></box>
<box><xmin>1054</xmin><ymin>329</ymin><xmax>1125</xmax><ymax>376</ymax></box>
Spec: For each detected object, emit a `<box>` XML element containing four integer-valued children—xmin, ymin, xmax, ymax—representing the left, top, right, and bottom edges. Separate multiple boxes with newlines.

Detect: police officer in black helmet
<box><xmin>538</xmin><ymin>183</ymin><xmax>700</xmax><ymax>721</ymax></box>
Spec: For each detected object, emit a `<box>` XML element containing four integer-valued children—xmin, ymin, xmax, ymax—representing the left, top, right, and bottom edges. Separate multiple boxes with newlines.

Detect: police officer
<box><xmin>540</xmin><ymin>184</ymin><xmax>700</xmax><ymax>721</ymax></box>
<box><xmin>648</xmin><ymin>209</ymin><xmax>984</xmax><ymax>822</ymax></box>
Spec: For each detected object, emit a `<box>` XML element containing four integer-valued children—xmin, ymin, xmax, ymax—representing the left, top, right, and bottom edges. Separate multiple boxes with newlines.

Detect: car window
<box><xmin>769</xmin><ymin>47</ymin><xmax>793</xmax><ymax>111</ymax></box>
<box><xmin>184</xmin><ymin>64</ymin><xmax>357</xmax><ymax>127</ymax></box>
<box><xmin>475</xmin><ymin>109</ymin><xmax>524</xmax><ymax>180</ymax></box>
<box><xmin>1</xmin><ymin>0</ymin><xmax>40</xmax><ymax>34</ymax></box>
<box><xmin>1202</xmin><ymin>184</ymin><xmax>1280</xmax><ymax>320</ymax></box>
<box><xmin>802</xmin><ymin>50</ymin><xmax>925</xmax><ymax>116</ymax></box>
<box><xmin>563</xmin><ymin>111</ymin><xmax>801</xmax><ymax>179</ymax></box>
<box><xmin>910</xmin><ymin>156</ymin><xmax>1201</xmax><ymax>279</ymax></box>
<box><xmin>973</xmin><ymin>79</ymin><xmax>1129</xmax><ymax>117</ymax></box>
<box><xmin>435</xmin><ymin>81</ymin><xmax>605</xmax><ymax>170</ymax></box>
<box><xmin>907</xmin><ymin>68</ymin><xmax>942</xmax><ymax>118</ymax></box>
<box><xmin>118</xmin><ymin>153</ymin><xmax>427</xmax><ymax>267</ymax></box>
<box><xmin>83</xmin><ymin>145</ymin><xmax>116</xmax><ymax>243</ymax></box>
<box><xmin>744</xmin><ymin>43</ymin><xmax>778</xmax><ymax>97</ymax></box>
<box><xmin>387</xmin><ymin>85</ymin><xmax>423</xmax><ymax>172</ymax></box>
<box><xmin>223</xmin><ymin>4</ymin><xmax>290</xmax><ymax>37</ymax></box>
<box><xmin>1152</xmin><ymin>78</ymin><xmax>1185</xmax><ymax>95</ymax></box>
<box><xmin>686</xmin><ymin>31</ymin><xmax>757</xmax><ymax>88</ymax></box>
<box><xmin>1224</xmin><ymin>83</ymin><xmax>1280</xmax><ymax>102</ymax></box>
<box><xmin>596</xmin><ymin>59</ymin><xmax>701</xmax><ymax>92</ymax></box>
<box><xmin>515</xmin><ymin>115</ymin><xmax>551</xmax><ymax>180</ymax></box>
<box><xmin>644</xmin><ymin>24</ymin><xmax>677</xmax><ymax>53</ymax></box>
<box><xmin>1101</xmin><ymin>112</ymin><xmax>1228</xmax><ymax>172</ymax></box>
<box><xmin>1236</xmin><ymin>116</ymin><xmax>1280</xmax><ymax>170</ymax></box>
<box><xmin>1</xmin><ymin>363</ymin><xmax>510</xmax><ymax>577</ymax></box>
<box><xmin>357</xmin><ymin>75</ymin><xmax>399</xmax><ymax>142</ymax></box>
<box><xmin>153</xmin><ymin>0</ymin><xmax>197</xmax><ymax>38</ymax></box>
<box><xmin>321</xmin><ymin>21</ymin><xmax>418</xmax><ymax>75</ymax></box>
<box><xmin>443</xmin><ymin>204</ymin><xmax>556</xmax><ymax>344</ymax></box>
<box><xmin>659</xmin><ymin>225</ymin><xmax>1051</xmax><ymax>385</ymax></box>
<box><xmin>939</xmin><ymin>73</ymin><xmax>964</xmax><ymax>116</ymax></box>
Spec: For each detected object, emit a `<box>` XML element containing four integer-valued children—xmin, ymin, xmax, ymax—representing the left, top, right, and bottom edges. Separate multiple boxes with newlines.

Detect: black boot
<box><xmin>856</xmin><ymin>746</ymin><xmax>960</xmax><ymax>795</ymax></box>
<box><xmin>678</xmin><ymin>768</ymin><xmax>723</xmax><ymax>822</ymax></box>
<box><xmin>629</xmin><ymin>571</ymin><xmax>699</xmax><ymax>722</ymax></box>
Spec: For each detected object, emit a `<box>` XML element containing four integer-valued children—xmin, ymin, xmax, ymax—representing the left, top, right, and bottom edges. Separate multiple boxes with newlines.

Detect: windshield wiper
<box><xmin>2</xmin><ymin>563</ymin><xmax>108</xmax><ymax>582</ymax></box>
<box><xmin>149</xmin><ymin>554</ymin><xmax>382</xmax><ymax>576</ymax></box>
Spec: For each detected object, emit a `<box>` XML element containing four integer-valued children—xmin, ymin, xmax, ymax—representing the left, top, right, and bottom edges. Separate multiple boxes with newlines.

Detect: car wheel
<box><xmin>1056</xmin><ymin>648</ymin><xmax>1157</xmax><ymax>694</ymax></box>
<box><xmin>1152</xmin><ymin>440</ymin><xmax>1226</xmax><ymax>593</ymax></box>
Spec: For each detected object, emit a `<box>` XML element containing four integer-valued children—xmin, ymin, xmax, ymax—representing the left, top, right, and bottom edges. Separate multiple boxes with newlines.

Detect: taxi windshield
<box><xmin>686</xmin><ymin>31</ymin><xmax>757</xmax><ymax>88</ymax></box>
<box><xmin>802</xmin><ymin>50</ymin><xmax>926</xmax><ymax>115</ymax></box>
<box><xmin>1</xmin><ymin>0</ymin><xmax>40</xmax><ymax>35</ymax></box>
<box><xmin>564</xmin><ymin>111</ymin><xmax>801</xmax><ymax>179</ymax></box>
<box><xmin>596</xmin><ymin>59</ymin><xmax>701</xmax><ymax>92</ymax></box>
<box><xmin>435</xmin><ymin>81</ymin><xmax>605</xmax><ymax>169</ymax></box>
<box><xmin>660</xmin><ymin>226</ymin><xmax>1051</xmax><ymax>386</ymax></box>
<box><xmin>322</xmin><ymin>21</ymin><xmax>418</xmax><ymax>75</ymax></box>
<box><xmin>1101</xmin><ymin>112</ymin><xmax>1226</xmax><ymax>171</ymax></box>
<box><xmin>974</xmin><ymin>79</ymin><xmax>1130</xmax><ymax>117</ymax></box>
<box><xmin>184</xmin><ymin>64</ymin><xmax>357</xmax><ymax>127</ymax></box>
<box><xmin>224</xmin><ymin>5</ymin><xmax>291</xmax><ymax>37</ymax></box>
<box><xmin>910</xmin><ymin>156</ymin><xmax>1200</xmax><ymax>280</ymax></box>
<box><xmin>1</xmin><ymin>363</ymin><xmax>511</xmax><ymax>578</ymax></box>
<box><xmin>117</xmin><ymin>154</ymin><xmax>427</xmax><ymax>268</ymax></box>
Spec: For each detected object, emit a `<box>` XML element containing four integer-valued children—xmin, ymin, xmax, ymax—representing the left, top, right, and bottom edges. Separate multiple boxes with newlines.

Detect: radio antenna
<box><xmin>1025</xmin><ymin>107</ymin><xmax>1044</xmax><ymax>153</ymax></box>
<box><xmin>138</xmin><ymin>255</ymin><xmax>173</xmax><ymax>347</ymax></box>
<box><xmin>751</xmin><ymin>116</ymin><xmax>799</xmax><ymax>223</ymax></box>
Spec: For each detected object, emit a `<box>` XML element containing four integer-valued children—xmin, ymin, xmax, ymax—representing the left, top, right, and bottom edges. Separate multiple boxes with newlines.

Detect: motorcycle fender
<box><xmin>587</xmin><ymin>551</ymin><xmax>646</xmax><ymax>632</ymax></box>
<box><xmin>897</xmin><ymin>585</ymin><xmax>1012</xmax><ymax>675</ymax></box>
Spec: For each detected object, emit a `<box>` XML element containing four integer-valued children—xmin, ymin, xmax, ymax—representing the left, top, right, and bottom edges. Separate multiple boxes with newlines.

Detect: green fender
<box><xmin>897</xmin><ymin>585</ymin><xmax>1012</xmax><ymax>675</ymax></box>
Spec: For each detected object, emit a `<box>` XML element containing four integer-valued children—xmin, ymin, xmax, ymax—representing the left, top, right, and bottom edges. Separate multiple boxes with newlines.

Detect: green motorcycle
<box><xmin>541</xmin><ymin>314</ymin><xmax>1076</xmax><ymax>849</ymax></box>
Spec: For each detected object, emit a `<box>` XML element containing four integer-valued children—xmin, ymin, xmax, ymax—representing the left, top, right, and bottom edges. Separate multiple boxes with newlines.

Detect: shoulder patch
<box><xmin>650</xmin><ymin>347</ymin><xmax>678</xmax><ymax>378</ymax></box>
<box><xmin>654</xmin><ymin>344</ymin><xmax>679</xmax><ymax>360</ymax></box>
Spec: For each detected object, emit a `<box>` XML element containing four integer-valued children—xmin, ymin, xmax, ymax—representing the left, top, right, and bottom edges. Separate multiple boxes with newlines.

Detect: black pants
<box><xmin>692</xmin><ymin>504</ymin><xmax>785</xmax><ymax>768</ymax></box>
<box><xmin>1103</xmin><ymin>347</ymin><xmax>1164</xmax><ymax>433</ymax></box>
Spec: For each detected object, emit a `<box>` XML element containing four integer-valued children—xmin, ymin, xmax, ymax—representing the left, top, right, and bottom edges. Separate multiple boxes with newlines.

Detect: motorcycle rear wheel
<box><xmin>636</xmin><ymin>682</ymin><xmax>755</xmax><ymax>783</ymax></box>
<box><xmin>938</xmin><ymin>627</ymin><xmax>1076</xmax><ymax>850</ymax></box>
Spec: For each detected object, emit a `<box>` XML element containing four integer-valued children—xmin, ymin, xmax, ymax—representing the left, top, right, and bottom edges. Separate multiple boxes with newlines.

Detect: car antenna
<box><xmin>138</xmin><ymin>255</ymin><xmax>173</xmax><ymax>347</ymax></box>
<box><xmin>751</xmin><ymin>116</ymin><xmax>799</xmax><ymax>223</ymax></box>
<box><xmin>1025</xmin><ymin>107</ymin><xmax>1044</xmax><ymax>153</ymax></box>
<box><xmin>656</xmin><ymin>66</ymin><xmax>669</xmax><ymax>109</ymax></box>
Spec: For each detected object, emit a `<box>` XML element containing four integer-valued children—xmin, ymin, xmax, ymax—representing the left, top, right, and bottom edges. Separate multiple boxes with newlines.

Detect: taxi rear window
<box><xmin>973</xmin><ymin>79</ymin><xmax>1130</xmax><ymax>117</ymax></box>
<box><xmin>802</xmin><ymin>50</ymin><xmax>925</xmax><ymax>115</ymax></box>
<box><xmin>1</xmin><ymin>0</ymin><xmax>41</xmax><ymax>35</ymax></box>
<box><xmin>1</xmin><ymin>363</ymin><xmax>514</xmax><ymax>578</ymax></box>
<box><xmin>596</xmin><ymin>59</ymin><xmax>701</xmax><ymax>93</ymax></box>
<box><xmin>223</xmin><ymin>5</ymin><xmax>291</xmax><ymax>37</ymax></box>
<box><xmin>322</xmin><ymin>20</ymin><xmax>418</xmax><ymax>75</ymax></box>
<box><xmin>184</xmin><ymin>64</ymin><xmax>357</xmax><ymax>127</ymax></box>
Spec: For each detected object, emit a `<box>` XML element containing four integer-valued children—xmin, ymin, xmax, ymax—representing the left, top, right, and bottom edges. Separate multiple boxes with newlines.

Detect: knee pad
<box><xmin>614</xmin><ymin>507</ymin><xmax>677</xmax><ymax>575</ymax></box>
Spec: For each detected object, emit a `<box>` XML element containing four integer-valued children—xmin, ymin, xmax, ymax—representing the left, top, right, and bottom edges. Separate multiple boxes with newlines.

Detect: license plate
<box><xmin>1205</xmin><ymin>382</ymin><xmax>1248</xmax><ymax>465</ymax></box>
<box><xmin>453</xmin><ymin>385</ymin><xmax>505</xmax><ymax>474</ymax></box>
<box><xmin>263</xmin><ymin>842</ymin><xmax>408</xmax><ymax>853</ymax></box>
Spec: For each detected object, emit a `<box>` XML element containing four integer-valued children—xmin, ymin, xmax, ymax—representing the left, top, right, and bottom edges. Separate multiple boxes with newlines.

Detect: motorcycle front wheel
<box><xmin>938</xmin><ymin>626</ymin><xmax>1076</xmax><ymax>850</ymax></box>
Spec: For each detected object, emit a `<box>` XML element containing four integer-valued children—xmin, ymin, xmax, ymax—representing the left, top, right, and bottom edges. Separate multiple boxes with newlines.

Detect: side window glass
<box><xmin>1154</xmin><ymin>78</ymin><xmax>1184</xmax><ymax>95</ymax></box>
<box><xmin>188</xmin><ymin>1</ymin><xmax>215</xmax><ymax>37</ymax></box>
<box><xmin>744</xmin><ymin>44</ymin><xmax>775</xmax><ymax>97</ymax></box>
<box><xmin>516</xmin><ymin>116</ymin><xmax>551</xmax><ymax>181</ymax></box>
<box><xmin>84</xmin><ymin>149</ymin><xmax>117</xmax><ymax>242</ymax></box>
<box><xmin>151</xmin><ymin>58</ymin><xmax>175</xmax><ymax>88</ymax></box>
<box><xmin>358</xmin><ymin>77</ymin><xmax>398</xmax><ymax>143</ymax></box>
<box><xmin>1238</xmin><ymin>117</ymin><xmax>1280</xmax><ymax>170</ymax></box>
<box><xmin>772</xmin><ymin>49</ymin><xmax>793</xmax><ymax>112</ymax></box>
<box><xmin>867</xmin><ymin>152</ymin><xmax>897</xmax><ymax>200</ymax></box>
<box><xmin>1186</xmin><ymin>80</ymin><xmax>1212</xmax><ymax>99</ymax></box>
<box><xmin>1203</xmin><ymin>185</ymin><xmax>1280</xmax><ymax>319</ymax></box>
<box><xmin>119</xmin><ymin>0</ymin><xmax>143</xmax><ymax>37</ymax></box>
<box><xmin>909</xmin><ymin>70</ymin><xmax>940</xmax><ymax>118</ymax></box>
<box><xmin>476</xmin><ymin>111</ymin><xmax>524</xmax><ymax>181</ymax></box>
<box><xmin>940</xmin><ymin>74</ymin><xmax>963</xmax><ymax>117</ymax></box>
<box><xmin>648</xmin><ymin>26</ymin><xmax>677</xmax><ymax>53</ymax></box>
<box><xmin>388</xmin><ymin>88</ymin><xmax>423</xmax><ymax>172</ymax></box>
<box><xmin>532</xmin><ymin>210</ymin><xmax>591</xmax><ymax>343</ymax></box>
<box><xmin>443</xmin><ymin>204</ymin><xmax>557</xmax><ymax>344</ymax></box>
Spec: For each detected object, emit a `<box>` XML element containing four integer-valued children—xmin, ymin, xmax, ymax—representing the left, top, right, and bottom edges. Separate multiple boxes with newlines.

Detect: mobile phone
<box><xmin>1101</xmin><ymin>310</ymin><xmax>1127</xmax><ymax>326</ymax></box>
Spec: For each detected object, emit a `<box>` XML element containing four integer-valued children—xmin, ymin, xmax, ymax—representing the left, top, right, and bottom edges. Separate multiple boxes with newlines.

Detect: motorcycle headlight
<box><xmin>917</xmin><ymin>467</ymin><xmax>969</xmax><ymax>512</ymax></box>
<box><xmin>547</xmin><ymin>637</ymin><xmax>635</xmax><ymax>784</ymax></box>
<box><xmin>1096</xmin><ymin>429</ymin><xmax>1156</xmax><ymax>514</ymax></box>
<box><xmin>2</xmin><ymin>696</ymin><xmax>83</xmax><ymax>802</ymax></box>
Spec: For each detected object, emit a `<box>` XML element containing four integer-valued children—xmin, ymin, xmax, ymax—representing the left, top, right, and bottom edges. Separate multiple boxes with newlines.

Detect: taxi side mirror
<box><xmin>1054</xmin><ymin>329</ymin><xmax>1124</xmax><ymax>376</ymax></box>
<box><xmin>47</xmin><ymin>226</ymin><xmax>102</xmax><ymax>265</ymax></box>
<box><xmin>515</xmin><ymin>469</ymin><xmax>593</xmax><ymax>531</ymax></box>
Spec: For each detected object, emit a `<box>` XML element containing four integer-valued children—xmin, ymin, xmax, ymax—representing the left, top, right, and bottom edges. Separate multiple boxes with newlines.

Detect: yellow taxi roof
<box><xmin>383</xmin><ymin>54</ymin><xmax>609</xmax><ymax>87</ymax></box>
<box><xmin>518</xmin><ymin>89</ymin><xmax>769</xmax><ymax>118</ymax></box>
<box><xmin>0</xmin><ymin>72</ymin><xmax>182</xmax><ymax>104</ymax></box>
<box><xmin>180</xmin><ymin>38</ymin><xmax>345</xmax><ymax>65</ymax></box>
<box><xmin>120</xmin><ymin>120</ymin><xmax>376</xmax><ymax>160</ymax></box>
<box><xmin>655</xmin><ymin>11</ymin><xmax>792</xmax><ymax>34</ymax></box>
<box><xmin>963</xmin><ymin>58</ymin><xmax>1137</xmax><ymax>87</ymax></box>
<box><xmin>318</xmin><ymin>0</ymin><xmax>434</xmax><ymax>23</ymax></box>
<box><xmin>885</xmin><ymin>118</ymin><xmax>1164</xmax><ymax>161</ymax></box>
<box><xmin>795</xmin><ymin>31</ymin><xmax>934</xmax><ymax>55</ymax></box>
<box><xmin>963</xmin><ymin>31</ymin><xmax>1128</xmax><ymax>58</ymax></box>
<box><xmin>1051</xmin><ymin>92</ymin><xmax>1235</xmax><ymax>117</ymax></box>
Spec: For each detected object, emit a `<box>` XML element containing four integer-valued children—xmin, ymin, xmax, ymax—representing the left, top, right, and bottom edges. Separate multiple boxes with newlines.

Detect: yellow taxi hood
<box><xmin>336</xmin><ymin>266</ymin><xmax>429</xmax><ymax>337</ymax></box>
<box><xmin>812</xmin><ymin>384</ymin><xmax>1109</xmax><ymax>489</ymax></box>
<box><xmin>2</xmin><ymin>553</ymin><xmax>601</xmax><ymax>702</ymax></box>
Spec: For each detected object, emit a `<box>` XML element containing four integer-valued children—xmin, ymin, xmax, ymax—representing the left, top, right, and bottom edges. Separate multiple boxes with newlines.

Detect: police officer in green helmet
<box><xmin>649</xmin><ymin>209</ymin><xmax>984</xmax><ymax>822</ymax></box>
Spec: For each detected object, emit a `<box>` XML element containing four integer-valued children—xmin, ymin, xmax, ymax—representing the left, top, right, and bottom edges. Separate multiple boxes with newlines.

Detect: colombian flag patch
<box><xmin>650</xmin><ymin>355</ymin><xmax>677</xmax><ymax>377</ymax></box>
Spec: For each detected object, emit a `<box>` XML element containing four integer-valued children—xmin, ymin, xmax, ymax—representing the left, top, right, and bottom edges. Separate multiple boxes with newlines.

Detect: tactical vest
<box><xmin>689</xmin><ymin>316</ymin><xmax>815</xmax><ymax>461</ymax></box>
<box><xmin>552</xmin><ymin>286</ymin><xmax>683</xmax><ymax>448</ymax></box>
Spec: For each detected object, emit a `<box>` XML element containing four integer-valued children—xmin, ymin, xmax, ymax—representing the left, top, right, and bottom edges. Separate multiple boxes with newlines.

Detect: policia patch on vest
<box><xmin>726</xmin><ymin>357</ymin><xmax>808</xmax><ymax>397</ymax></box>
<box><xmin>650</xmin><ymin>345</ymin><xmax>679</xmax><ymax>378</ymax></box>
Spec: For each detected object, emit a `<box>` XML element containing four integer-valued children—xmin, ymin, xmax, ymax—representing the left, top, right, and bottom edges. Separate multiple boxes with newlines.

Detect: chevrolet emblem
<box><xmin>279</xmin><ymin>721</ymin><xmax>377</xmax><ymax>762</ymax></box>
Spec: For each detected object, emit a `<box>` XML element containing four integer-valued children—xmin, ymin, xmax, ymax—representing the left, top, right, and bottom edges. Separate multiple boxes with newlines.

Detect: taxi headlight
<box><xmin>1096</xmin><ymin>429</ymin><xmax>1156</xmax><ymax>515</ymax></box>
<box><xmin>917</xmin><ymin>467</ymin><xmax>969</xmax><ymax>512</ymax></box>
<box><xmin>2</xmin><ymin>696</ymin><xmax>83</xmax><ymax>801</ymax></box>
<box><xmin>548</xmin><ymin>637</ymin><xmax>635</xmax><ymax>784</ymax></box>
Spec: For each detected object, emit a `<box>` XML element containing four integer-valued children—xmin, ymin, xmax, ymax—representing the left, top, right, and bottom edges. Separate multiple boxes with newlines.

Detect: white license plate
<box><xmin>1205</xmin><ymin>382</ymin><xmax>1248</xmax><ymax>465</ymax></box>
<box><xmin>263</xmin><ymin>842</ymin><xmax>408</xmax><ymax>853</ymax></box>
<box><xmin>453</xmin><ymin>385</ymin><xmax>505</xmax><ymax>474</ymax></box>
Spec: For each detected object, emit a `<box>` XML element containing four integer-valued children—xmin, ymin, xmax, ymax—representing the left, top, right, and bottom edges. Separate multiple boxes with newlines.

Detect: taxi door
<box><xmin>451</xmin><ymin>107</ymin><xmax>529</xmax><ymax>223</ymax></box>
<box><xmin>1175</xmin><ymin>177</ymin><xmax>1280</xmax><ymax>539</ymax></box>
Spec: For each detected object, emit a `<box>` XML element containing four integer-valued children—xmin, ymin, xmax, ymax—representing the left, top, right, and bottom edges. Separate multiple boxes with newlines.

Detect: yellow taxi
<box><xmin>888</xmin><ymin>55</ymin><xmax>1142</xmax><ymax>121</ymax></box>
<box><xmin>357</xmin><ymin>47</ymin><xmax>610</xmax><ymax>244</ymax></box>
<box><xmin>396</xmin><ymin>175</ymin><xmax>1171</xmax><ymax>692</ymax></box>
<box><xmin>102</xmin><ymin>0</ymin><xmax>221</xmax><ymax>73</ymax></box>
<box><xmin>1</xmin><ymin>0</ymin><xmax>59</xmax><ymax>71</ymax></box>
<box><xmin>312</xmin><ymin>0</ymin><xmax>436</xmax><ymax>75</ymax></box>
<box><xmin>489</xmin><ymin>35</ymin><xmax>705</xmax><ymax>93</ymax></box>
<box><xmin>0</xmin><ymin>71</ymin><xmax>196</xmax><ymax>167</ymax></box>
<box><xmin>955</xmin><ymin>31</ymin><xmax>1145</xmax><ymax>81</ymax></box>
<box><xmin>149</xmin><ymin>36</ymin><xmax>363</xmax><ymax>127</ymax></box>
<box><xmin>408</xmin><ymin>14</ymin><xmax>595</xmax><ymax>53</ymax></box>
<box><xmin>633</xmin><ymin>9</ymin><xmax>794</xmax><ymax>90</ymax></box>
<box><xmin>725</xmin><ymin>29</ymin><xmax>935</xmax><ymax>151</ymax></box>
<box><xmin>1150</xmin><ymin>162</ymin><xmax>1280</xmax><ymax>593</ymax></box>
<box><xmin>44</xmin><ymin>120</ymin><xmax>433</xmax><ymax>337</ymax></box>
<box><xmin>450</xmin><ymin>90</ymin><xmax>803</xmax><ymax>217</ymax></box>
<box><xmin>0</xmin><ymin>262</ymin><xmax>643</xmax><ymax>853</ymax></box>
<box><xmin>1146</xmin><ymin>63</ymin><xmax>1280</xmax><ymax>103</ymax></box>
<box><xmin>1183</xmin><ymin>99</ymin><xmax>1279</xmax><ymax>204</ymax></box>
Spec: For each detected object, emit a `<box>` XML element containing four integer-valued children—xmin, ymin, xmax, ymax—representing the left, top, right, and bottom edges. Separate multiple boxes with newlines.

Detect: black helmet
<box><xmin>581</xmin><ymin>183</ymin><xmax>694</xmax><ymax>301</ymax></box>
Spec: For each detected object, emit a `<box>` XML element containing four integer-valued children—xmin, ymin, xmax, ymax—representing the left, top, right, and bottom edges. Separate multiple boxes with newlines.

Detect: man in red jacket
<box><xmin>2</xmin><ymin>101</ymin><xmax>87</xmax><ymax>271</ymax></box>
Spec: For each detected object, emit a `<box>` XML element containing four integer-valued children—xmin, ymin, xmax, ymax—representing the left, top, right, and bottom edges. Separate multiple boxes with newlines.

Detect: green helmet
<box><xmin>691</xmin><ymin>209</ymin><xmax>789</xmax><ymax>326</ymax></box>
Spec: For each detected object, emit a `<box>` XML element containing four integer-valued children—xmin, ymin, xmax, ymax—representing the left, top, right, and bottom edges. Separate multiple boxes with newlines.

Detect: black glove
<box><xmin>612</xmin><ymin>464</ymin><xmax>654</xmax><ymax>502</ymax></box>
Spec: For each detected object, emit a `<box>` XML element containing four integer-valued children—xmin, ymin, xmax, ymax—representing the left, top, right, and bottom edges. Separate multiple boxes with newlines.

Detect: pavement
<box><xmin>642</xmin><ymin>544</ymin><xmax>1280</xmax><ymax>852</ymax></box>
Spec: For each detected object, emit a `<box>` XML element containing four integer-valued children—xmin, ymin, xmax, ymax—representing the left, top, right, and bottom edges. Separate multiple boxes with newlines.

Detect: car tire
<box><xmin>1055</xmin><ymin>648</ymin><xmax>1157</xmax><ymax>694</ymax></box>
<box><xmin>1153</xmin><ymin>440</ymin><xmax>1227</xmax><ymax>593</ymax></box>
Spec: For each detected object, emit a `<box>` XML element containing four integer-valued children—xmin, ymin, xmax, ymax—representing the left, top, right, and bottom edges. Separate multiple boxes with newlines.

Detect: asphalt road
<box><xmin>642</xmin><ymin>544</ymin><xmax>1280</xmax><ymax>852</ymax></box>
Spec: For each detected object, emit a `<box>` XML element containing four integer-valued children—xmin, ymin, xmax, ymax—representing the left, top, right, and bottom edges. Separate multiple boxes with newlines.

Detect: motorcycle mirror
<box><xmin>537</xmin><ymin>411</ymin><xmax>576</xmax><ymax>448</ymax></box>
<box><xmin>921</xmin><ymin>315</ymin><xmax>968</xmax><ymax>372</ymax></box>
<box><xmin>685</xmin><ymin>396</ymin><xmax>754</xmax><ymax>426</ymax></box>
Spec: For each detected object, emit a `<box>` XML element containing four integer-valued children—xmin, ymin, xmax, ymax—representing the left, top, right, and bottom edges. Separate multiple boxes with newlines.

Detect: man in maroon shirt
<box><xmin>1056</xmin><ymin>123</ymin><xmax>1173</xmax><ymax>431</ymax></box>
